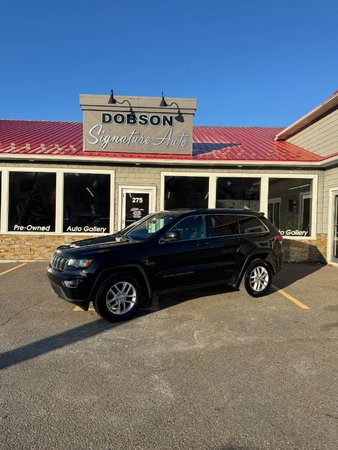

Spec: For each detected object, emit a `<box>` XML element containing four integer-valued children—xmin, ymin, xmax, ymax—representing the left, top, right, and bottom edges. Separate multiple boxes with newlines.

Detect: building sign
<box><xmin>279</xmin><ymin>229</ymin><xmax>309</xmax><ymax>237</ymax></box>
<box><xmin>80</xmin><ymin>94</ymin><xmax>196</xmax><ymax>155</ymax></box>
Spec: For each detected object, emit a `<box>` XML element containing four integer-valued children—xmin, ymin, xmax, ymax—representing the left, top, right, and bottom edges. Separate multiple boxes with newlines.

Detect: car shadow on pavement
<box><xmin>0</xmin><ymin>320</ymin><xmax>116</xmax><ymax>371</ymax></box>
<box><xmin>140</xmin><ymin>284</ymin><xmax>238</xmax><ymax>315</ymax></box>
<box><xmin>0</xmin><ymin>285</ymin><xmax>237</xmax><ymax>371</ymax></box>
<box><xmin>141</xmin><ymin>262</ymin><xmax>327</xmax><ymax>314</ymax></box>
<box><xmin>272</xmin><ymin>262</ymin><xmax>326</xmax><ymax>290</ymax></box>
<box><xmin>0</xmin><ymin>264</ymin><xmax>326</xmax><ymax>371</ymax></box>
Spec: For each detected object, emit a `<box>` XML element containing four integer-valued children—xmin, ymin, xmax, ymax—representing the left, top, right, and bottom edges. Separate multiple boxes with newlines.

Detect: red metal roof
<box><xmin>0</xmin><ymin>119</ymin><xmax>322</xmax><ymax>162</ymax></box>
<box><xmin>193</xmin><ymin>126</ymin><xmax>321</xmax><ymax>162</ymax></box>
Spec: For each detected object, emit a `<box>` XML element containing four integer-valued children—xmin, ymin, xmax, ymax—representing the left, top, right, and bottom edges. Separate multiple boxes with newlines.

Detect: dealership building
<box><xmin>0</xmin><ymin>90</ymin><xmax>337</xmax><ymax>264</ymax></box>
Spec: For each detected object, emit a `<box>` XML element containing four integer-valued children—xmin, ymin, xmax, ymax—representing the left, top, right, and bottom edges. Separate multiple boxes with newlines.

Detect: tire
<box><xmin>243</xmin><ymin>260</ymin><xmax>272</xmax><ymax>297</ymax></box>
<box><xmin>93</xmin><ymin>274</ymin><xmax>141</xmax><ymax>322</ymax></box>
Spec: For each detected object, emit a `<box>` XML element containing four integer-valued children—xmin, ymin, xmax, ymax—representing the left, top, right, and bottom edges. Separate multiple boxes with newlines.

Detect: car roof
<box><xmin>161</xmin><ymin>208</ymin><xmax>263</xmax><ymax>217</ymax></box>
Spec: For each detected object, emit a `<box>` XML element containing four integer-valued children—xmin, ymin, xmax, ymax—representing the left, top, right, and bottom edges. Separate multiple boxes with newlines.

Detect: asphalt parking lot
<box><xmin>1</xmin><ymin>262</ymin><xmax>338</xmax><ymax>450</ymax></box>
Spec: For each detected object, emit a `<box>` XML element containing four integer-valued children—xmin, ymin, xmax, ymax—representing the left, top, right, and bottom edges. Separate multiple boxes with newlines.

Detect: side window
<box><xmin>238</xmin><ymin>216</ymin><xmax>267</xmax><ymax>234</ymax></box>
<box><xmin>170</xmin><ymin>215</ymin><xmax>206</xmax><ymax>240</ymax></box>
<box><xmin>209</xmin><ymin>215</ymin><xmax>240</xmax><ymax>236</ymax></box>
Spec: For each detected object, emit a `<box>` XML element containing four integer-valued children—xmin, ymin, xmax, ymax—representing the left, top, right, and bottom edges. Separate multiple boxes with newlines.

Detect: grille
<box><xmin>50</xmin><ymin>253</ymin><xmax>68</xmax><ymax>271</ymax></box>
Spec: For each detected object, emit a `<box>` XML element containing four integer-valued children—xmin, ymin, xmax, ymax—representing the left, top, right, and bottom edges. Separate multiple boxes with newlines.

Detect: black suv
<box><xmin>47</xmin><ymin>209</ymin><xmax>283</xmax><ymax>322</ymax></box>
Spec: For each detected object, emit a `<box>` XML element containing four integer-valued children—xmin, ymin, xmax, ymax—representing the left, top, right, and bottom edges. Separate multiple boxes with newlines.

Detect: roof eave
<box><xmin>319</xmin><ymin>153</ymin><xmax>338</xmax><ymax>169</ymax></box>
<box><xmin>275</xmin><ymin>93</ymin><xmax>338</xmax><ymax>141</ymax></box>
<box><xmin>0</xmin><ymin>152</ymin><xmax>324</xmax><ymax>168</ymax></box>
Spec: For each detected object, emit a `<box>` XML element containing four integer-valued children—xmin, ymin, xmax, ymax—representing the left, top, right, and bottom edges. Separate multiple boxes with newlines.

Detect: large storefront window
<box><xmin>8</xmin><ymin>172</ymin><xmax>56</xmax><ymax>232</ymax></box>
<box><xmin>216</xmin><ymin>178</ymin><xmax>260</xmax><ymax>211</ymax></box>
<box><xmin>63</xmin><ymin>173</ymin><xmax>110</xmax><ymax>233</ymax></box>
<box><xmin>164</xmin><ymin>176</ymin><xmax>209</xmax><ymax>209</ymax></box>
<box><xmin>268</xmin><ymin>178</ymin><xmax>312</xmax><ymax>237</ymax></box>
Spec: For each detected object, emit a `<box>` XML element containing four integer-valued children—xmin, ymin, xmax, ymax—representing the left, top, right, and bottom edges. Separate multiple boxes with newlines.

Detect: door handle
<box><xmin>197</xmin><ymin>240</ymin><xmax>209</xmax><ymax>247</ymax></box>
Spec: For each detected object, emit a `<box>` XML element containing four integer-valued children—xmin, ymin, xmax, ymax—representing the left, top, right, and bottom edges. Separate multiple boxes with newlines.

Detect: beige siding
<box><xmin>114</xmin><ymin>166</ymin><xmax>161</xmax><ymax>230</ymax></box>
<box><xmin>287</xmin><ymin>108</ymin><xmax>338</xmax><ymax>157</ymax></box>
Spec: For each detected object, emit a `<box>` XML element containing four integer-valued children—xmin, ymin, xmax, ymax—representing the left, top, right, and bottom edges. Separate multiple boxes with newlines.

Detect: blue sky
<box><xmin>1</xmin><ymin>0</ymin><xmax>337</xmax><ymax>127</ymax></box>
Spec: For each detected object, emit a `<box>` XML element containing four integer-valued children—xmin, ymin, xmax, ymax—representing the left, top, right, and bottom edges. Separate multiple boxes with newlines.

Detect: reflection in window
<box><xmin>124</xmin><ymin>213</ymin><xmax>178</xmax><ymax>241</ymax></box>
<box><xmin>171</xmin><ymin>215</ymin><xmax>206</xmax><ymax>240</ymax></box>
<box><xmin>268</xmin><ymin>198</ymin><xmax>280</xmax><ymax>229</ymax></box>
<box><xmin>164</xmin><ymin>176</ymin><xmax>209</xmax><ymax>209</ymax></box>
<box><xmin>216</xmin><ymin>178</ymin><xmax>260</xmax><ymax>211</ymax></box>
<box><xmin>209</xmin><ymin>215</ymin><xmax>240</xmax><ymax>236</ymax></box>
<box><xmin>268</xmin><ymin>178</ymin><xmax>312</xmax><ymax>236</ymax></box>
<box><xmin>63</xmin><ymin>173</ymin><xmax>110</xmax><ymax>233</ymax></box>
<box><xmin>8</xmin><ymin>172</ymin><xmax>56</xmax><ymax>232</ymax></box>
<box><xmin>238</xmin><ymin>216</ymin><xmax>267</xmax><ymax>234</ymax></box>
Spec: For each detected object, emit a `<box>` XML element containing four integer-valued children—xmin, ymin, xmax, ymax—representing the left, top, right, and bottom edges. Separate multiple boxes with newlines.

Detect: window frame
<box><xmin>7</xmin><ymin>170</ymin><xmax>57</xmax><ymax>233</ymax></box>
<box><xmin>161</xmin><ymin>172</ymin><xmax>318</xmax><ymax>240</ymax></box>
<box><xmin>267</xmin><ymin>174</ymin><xmax>317</xmax><ymax>240</ymax></box>
<box><xmin>162</xmin><ymin>173</ymin><xmax>210</xmax><ymax>210</ymax></box>
<box><xmin>0</xmin><ymin>167</ymin><xmax>115</xmax><ymax>235</ymax></box>
<box><xmin>327</xmin><ymin>188</ymin><xmax>338</xmax><ymax>266</ymax></box>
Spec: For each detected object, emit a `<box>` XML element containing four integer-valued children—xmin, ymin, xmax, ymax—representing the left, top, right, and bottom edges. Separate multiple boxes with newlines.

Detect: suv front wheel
<box><xmin>243</xmin><ymin>260</ymin><xmax>272</xmax><ymax>297</ymax></box>
<box><xmin>94</xmin><ymin>274</ymin><xmax>142</xmax><ymax>322</ymax></box>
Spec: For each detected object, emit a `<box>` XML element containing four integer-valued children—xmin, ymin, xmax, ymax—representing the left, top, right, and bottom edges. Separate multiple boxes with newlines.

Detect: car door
<box><xmin>148</xmin><ymin>215</ymin><xmax>215</xmax><ymax>291</ymax></box>
<box><xmin>204</xmin><ymin>214</ymin><xmax>245</xmax><ymax>284</ymax></box>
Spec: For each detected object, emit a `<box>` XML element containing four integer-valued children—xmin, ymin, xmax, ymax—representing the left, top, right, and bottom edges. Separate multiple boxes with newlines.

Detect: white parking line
<box><xmin>0</xmin><ymin>263</ymin><xmax>27</xmax><ymax>277</ymax></box>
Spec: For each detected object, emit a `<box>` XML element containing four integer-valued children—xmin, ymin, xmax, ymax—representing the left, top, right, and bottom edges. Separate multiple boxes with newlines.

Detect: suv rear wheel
<box><xmin>244</xmin><ymin>260</ymin><xmax>272</xmax><ymax>297</ymax></box>
<box><xmin>94</xmin><ymin>274</ymin><xmax>141</xmax><ymax>321</ymax></box>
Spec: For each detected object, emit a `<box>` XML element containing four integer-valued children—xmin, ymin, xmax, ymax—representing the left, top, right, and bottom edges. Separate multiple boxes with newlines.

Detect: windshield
<box><xmin>118</xmin><ymin>213</ymin><xmax>179</xmax><ymax>241</ymax></box>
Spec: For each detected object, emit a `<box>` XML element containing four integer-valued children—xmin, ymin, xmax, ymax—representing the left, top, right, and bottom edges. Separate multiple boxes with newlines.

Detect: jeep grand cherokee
<box><xmin>47</xmin><ymin>209</ymin><xmax>283</xmax><ymax>322</ymax></box>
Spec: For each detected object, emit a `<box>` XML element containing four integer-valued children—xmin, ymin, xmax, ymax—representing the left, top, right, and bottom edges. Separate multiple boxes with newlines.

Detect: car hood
<box><xmin>57</xmin><ymin>235</ymin><xmax>137</xmax><ymax>254</ymax></box>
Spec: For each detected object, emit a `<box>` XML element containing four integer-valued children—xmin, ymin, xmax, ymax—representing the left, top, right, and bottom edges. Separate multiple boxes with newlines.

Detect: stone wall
<box><xmin>282</xmin><ymin>234</ymin><xmax>327</xmax><ymax>263</ymax></box>
<box><xmin>0</xmin><ymin>235</ymin><xmax>79</xmax><ymax>261</ymax></box>
<box><xmin>0</xmin><ymin>233</ymin><xmax>328</xmax><ymax>263</ymax></box>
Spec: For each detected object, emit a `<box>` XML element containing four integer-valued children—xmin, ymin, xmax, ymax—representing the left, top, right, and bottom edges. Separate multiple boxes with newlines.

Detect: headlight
<box><xmin>66</xmin><ymin>258</ymin><xmax>92</xmax><ymax>269</ymax></box>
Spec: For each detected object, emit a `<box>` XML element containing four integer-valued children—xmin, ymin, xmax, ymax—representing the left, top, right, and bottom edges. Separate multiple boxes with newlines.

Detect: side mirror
<box><xmin>161</xmin><ymin>230</ymin><xmax>181</xmax><ymax>243</ymax></box>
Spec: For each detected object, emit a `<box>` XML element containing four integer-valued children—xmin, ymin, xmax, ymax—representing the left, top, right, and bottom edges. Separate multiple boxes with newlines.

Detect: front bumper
<box><xmin>47</xmin><ymin>267</ymin><xmax>94</xmax><ymax>308</ymax></box>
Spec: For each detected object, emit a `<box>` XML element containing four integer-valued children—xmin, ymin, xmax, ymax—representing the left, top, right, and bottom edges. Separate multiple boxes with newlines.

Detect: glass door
<box><xmin>268</xmin><ymin>198</ymin><xmax>281</xmax><ymax>229</ymax></box>
<box><xmin>119</xmin><ymin>186</ymin><xmax>156</xmax><ymax>230</ymax></box>
<box><xmin>333</xmin><ymin>195</ymin><xmax>338</xmax><ymax>261</ymax></box>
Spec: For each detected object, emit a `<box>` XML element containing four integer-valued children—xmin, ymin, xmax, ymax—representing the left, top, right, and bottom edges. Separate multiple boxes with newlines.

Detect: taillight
<box><xmin>277</xmin><ymin>233</ymin><xmax>283</xmax><ymax>243</ymax></box>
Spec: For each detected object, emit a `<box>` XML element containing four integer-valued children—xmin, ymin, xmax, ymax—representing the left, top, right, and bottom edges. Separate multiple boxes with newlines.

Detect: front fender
<box><xmin>89</xmin><ymin>264</ymin><xmax>152</xmax><ymax>302</ymax></box>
